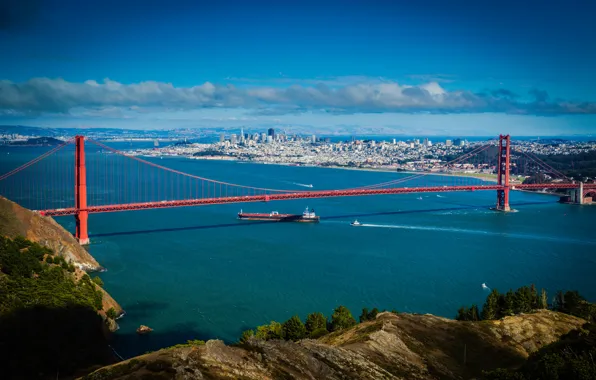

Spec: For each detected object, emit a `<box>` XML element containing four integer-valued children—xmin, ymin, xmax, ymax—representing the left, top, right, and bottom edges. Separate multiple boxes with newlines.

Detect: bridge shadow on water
<box><xmin>89</xmin><ymin>200</ymin><xmax>555</xmax><ymax>239</ymax></box>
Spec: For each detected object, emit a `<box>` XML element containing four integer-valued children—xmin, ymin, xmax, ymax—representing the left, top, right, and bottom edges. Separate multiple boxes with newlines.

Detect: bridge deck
<box><xmin>39</xmin><ymin>183</ymin><xmax>593</xmax><ymax>216</ymax></box>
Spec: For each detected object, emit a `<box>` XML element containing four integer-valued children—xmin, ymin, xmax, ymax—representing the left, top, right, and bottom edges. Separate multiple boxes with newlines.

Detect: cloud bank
<box><xmin>1</xmin><ymin>77</ymin><xmax>595</xmax><ymax>116</ymax></box>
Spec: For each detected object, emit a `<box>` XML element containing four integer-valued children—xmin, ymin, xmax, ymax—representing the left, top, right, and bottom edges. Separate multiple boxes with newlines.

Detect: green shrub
<box><xmin>240</xmin><ymin>329</ymin><xmax>255</xmax><ymax>343</ymax></box>
<box><xmin>92</xmin><ymin>276</ymin><xmax>104</xmax><ymax>287</ymax></box>
<box><xmin>45</xmin><ymin>256</ymin><xmax>53</xmax><ymax>264</ymax></box>
<box><xmin>106</xmin><ymin>307</ymin><xmax>117</xmax><ymax>319</ymax></box>
<box><xmin>309</xmin><ymin>327</ymin><xmax>329</xmax><ymax>339</ymax></box>
<box><xmin>254</xmin><ymin>321</ymin><xmax>283</xmax><ymax>340</ymax></box>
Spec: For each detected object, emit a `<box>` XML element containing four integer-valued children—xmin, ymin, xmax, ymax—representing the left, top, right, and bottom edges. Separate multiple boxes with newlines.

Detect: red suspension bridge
<box><xmin>1</xmin><ymin>134</ymin><xmax>594</xmax><ymax>245</ymax></box>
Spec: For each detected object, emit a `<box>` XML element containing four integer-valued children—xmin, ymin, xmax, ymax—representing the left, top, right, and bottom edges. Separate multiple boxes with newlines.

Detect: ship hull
<box><xmin>238</xmin><ymin>213</ymin><xmax>320</xmax><ymax>223</ymax></box>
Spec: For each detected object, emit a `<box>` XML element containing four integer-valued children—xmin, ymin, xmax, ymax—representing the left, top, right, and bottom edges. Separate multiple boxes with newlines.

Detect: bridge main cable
<box><xmin>88</xmin><ymin>139</ymin><xmax>309</xmax><ymax>194</ymax></box>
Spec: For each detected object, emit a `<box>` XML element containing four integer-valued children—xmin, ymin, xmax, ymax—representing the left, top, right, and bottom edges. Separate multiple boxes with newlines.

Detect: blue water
<box><xmin>1</xmin><ymin>143</ymin><xmax>595</xmax><ymax>358</ymax></box>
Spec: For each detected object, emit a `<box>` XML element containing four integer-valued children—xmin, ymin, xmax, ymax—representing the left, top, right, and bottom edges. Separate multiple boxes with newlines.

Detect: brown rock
<box><xmin>137</xmin><ymin>325</ymin><xmax>153</xmax><ymax>334</ymax></box>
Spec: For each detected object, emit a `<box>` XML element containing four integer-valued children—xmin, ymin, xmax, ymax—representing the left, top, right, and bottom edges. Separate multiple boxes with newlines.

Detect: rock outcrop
<box><xmin>0</xmin><ymin>196</ymin><xmax>123</xmax><ymax>321</ymax></box>
<box><xmin>83</xmin><ymin>310</ymin><xmax>586</xmax><ymax>380</ymax></box>
<box><xmin>0</xmin><ymin>196</ymin><xmax>101</xmax><ymax>270</ymax></box>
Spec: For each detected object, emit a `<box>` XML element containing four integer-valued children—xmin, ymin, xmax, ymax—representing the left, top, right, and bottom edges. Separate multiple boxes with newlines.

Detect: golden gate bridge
<box><xmin>1</xmin><ymin>135</ymin><xmax>594</xmax><ymax>245</ymax></box>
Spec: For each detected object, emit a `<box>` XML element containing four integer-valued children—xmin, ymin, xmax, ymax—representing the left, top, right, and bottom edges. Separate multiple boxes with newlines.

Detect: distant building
<box><xmin>268</xmin><ymin>128</ymin><xmax>275</xmax><ymax>139</ymax></box>
<box><xmin>392</xmin><ymin>138</ymin><xmax>397</xmax><ymax>144</ymax></box>
<box><xmin>446</xmin><ymin>139</ymin><xmax>452</xmax><ymax>147</ymax></box>
<box><xmin>261</xmin><ymin>132</ymin><xmax>267</xmax><ymax>142</ymax></box>
<box><xmin>266</xmin><ymin>135</ymin><xmax>273</xmax><ymax>143</ymax></box>
<box><xmin>219</xmin><ymin>133</ymin><xmax>225</xmax><ymax>143</ymax></box>
<box><xmin>153</xmin><ymin>139</ymin><xmax>159</xmax><ymax>150</ymax></box>
<box><xmin>240</xmin><ymin>127</ymin><xmax>245</xmax><ymax>143</ymax></box>
<box><xmin>453</xmin><ymin>138</ymin><xmax>462</xmax><ymax>146</ymax></box>
<box><xmin>231</xmin><ymin>134</ymin><xmax>237</xmax><ymax>144</ymax></box>
<box><xmin>253</xmin><ymin>133</ymin><xmax>260</xmax><ymax>141</ymax></box>
<box><xmin>311</xmin><ymin>135</ymin><xmax>316</xmax><ymax>143</ymax></box>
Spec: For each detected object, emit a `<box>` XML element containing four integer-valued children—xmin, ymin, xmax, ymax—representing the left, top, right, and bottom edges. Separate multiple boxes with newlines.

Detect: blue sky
<box><xmin>1</xmin><ymin>0</ymin><xmax>595</xmax><ymax>135</ymax></box>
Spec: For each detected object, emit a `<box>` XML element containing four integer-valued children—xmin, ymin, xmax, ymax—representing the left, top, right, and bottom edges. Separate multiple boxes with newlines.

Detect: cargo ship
<box><xmin>238</xmin><ymin>207</ymin><xmax>320</xmax><ymax>223</ymax></box>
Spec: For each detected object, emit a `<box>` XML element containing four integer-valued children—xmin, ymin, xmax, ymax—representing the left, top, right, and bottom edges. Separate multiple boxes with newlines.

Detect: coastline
<box><xmin>183</xmin><ymin>155</ymin><xmax>500</xmax><ymax>183</ymax></box>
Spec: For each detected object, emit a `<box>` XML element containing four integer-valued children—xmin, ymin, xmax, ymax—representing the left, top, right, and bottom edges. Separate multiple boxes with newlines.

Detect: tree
<box><xmin>469</xmin><ymin>305</ymin><xmax>480</xmax><ymax>321</ymax></box>
<box><xmin>513</xmin><ymin>286</ymin><xmax>532</xmax><ymax>314</ymax></box>
<box><xmin>456</xmin><ymin>306</ymin><xmax>470</xmax><ymax>321</ymax></box>
<box><xmin>106</xmin><ymin>307</ymin><xmax>117</xmax><ymax>319</ymax></box>
<box><xmin>539</xmin><ymin>289</ymin><xmax>548</xmax><ymax>309</ymax></box>
<box><xmin>330</xmin><ymin>306</ymin><xmax>356</xmax><ymax>331</ymax></box>
<box><xmin>499</xmin><ymin>290</ymin><xmax>515</xmax><ymax>317</ymax></box>
<box><xmin>92</xmin><ymin>276</ymin><xmax>104</xmax><ymax>287</ymax></box>
<box><xmin>239</xmin><ymin>329</ymin><xmax>254</xmax><ymax>343</ymax></box>
<box><xmin>255</xmin><ymin>321</ymin><xmax>283</xmax><ymax>340</ymax></box>
<box><xmin>282</xmin><ymin>315</ymin><xmax>306</xmax><ymax>341</ymax></box>
<box><xmin>367</xmin><ymin>308</ymin><xmax>379</xmax><ymax>321</ymax></box>
<box><xmin>305</xmin><ymin>312</ymin><xmax>327</xmax><ymax>334</ymax></box>
<box><xmin>530</xmin><ymin>284</ymin><xmax>539</xmax><ymax>309</ymax></box>
<box><xmin>482</xmin><ymin>289</ymin><xmax>500</xmax><ymax>320</ymax></box>
<box><xmin>359</xmin><ymin>308</ymin><xmax>370</xmax><ymax>323</ymax></box>
<box><xmin>45</xmin><ymin>256</ymin><xmax>53</xmax><ymax>264</ymax></box>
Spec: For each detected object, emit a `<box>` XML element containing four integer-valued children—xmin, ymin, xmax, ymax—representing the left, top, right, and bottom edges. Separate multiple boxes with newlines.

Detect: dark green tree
<box><xmin>305</xmin><ymin>312</ymin><xmax>327</xmax><ymax>334</ymax></box>
<box><xmin>367</xmin><ymin>307</ymin><xmax>379</xmax><ymax>320</ymax></box>
<box><xmin>359</xmin><ymin>307</ymin><xmax>370</xmax><ymax>323</ymax></box>
<box><xmin>498</xmin><ymin>290</ymin><xmax>515</xmax><ymax>316</ymax></box>
<box><xmin>469</xmin><ymin>304</ymin><xmax>480</xmax><ymax>321</ymax></box>
<box><xmin>45</xmin><ymin>256</ymin><xmax>53</xmax><ymax>264</ymax></box>
<box><xmin>330</xmin><ymin>305</ymin><xmax>356</xmax><ymax>331</ymax></box>
<box><xmin>456</xmin><ymin>306</ymin><xmax>470</xmax><ymax>321</ymax></box>
<box><xmin>482</xmin><ymin>289</ymin><xmax>500</xmax><ymax>320</ymax></box>
<box><xmin>513</xmin><ymin>286</ymin><xmax>532</xmax><ymax>314</ymax></box>
<box><xmin>282</xmin><ymin>315</ymin><xmax>306</xmax><ymax>341</ymax></box>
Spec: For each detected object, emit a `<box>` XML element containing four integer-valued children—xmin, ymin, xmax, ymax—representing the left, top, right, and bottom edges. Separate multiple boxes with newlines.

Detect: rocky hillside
<box><xmin>0</xmin><ymin>196</ymin><xmax>122</xmax><ymax>317</ymax></box>
<box><xmin>83</xmin><ymin>310</ymin><xmax>585</xmax><ymax>380</ymax></box>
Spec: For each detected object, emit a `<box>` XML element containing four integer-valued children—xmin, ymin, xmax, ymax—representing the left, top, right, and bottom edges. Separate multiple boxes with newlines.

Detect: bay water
<box><xmin>1</xmin><ymin>143</ymin><xmax>595</xmax><ymax>358</ymax></box>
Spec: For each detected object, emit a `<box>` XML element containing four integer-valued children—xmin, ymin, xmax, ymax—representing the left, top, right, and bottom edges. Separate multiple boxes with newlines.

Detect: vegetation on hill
<box><xmin>456</xmin><ymin>284</ymin><xmax>596</xmax><ymax>323</ymax></box>
<box><xmin>0</xmin><ymin>236</ymin><xmax>114</xmax><ymax>379</ymax></box>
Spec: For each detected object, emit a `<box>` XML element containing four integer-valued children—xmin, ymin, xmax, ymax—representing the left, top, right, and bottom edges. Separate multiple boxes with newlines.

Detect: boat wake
<box><xmin>292</xmin><ymin>182</ymin><xmax>314</xmax><ymax>188</ymax></box>
<box><xmin>482</xmin><ymin>283</ymin><xmax>490</xmax><ymax>290</ymax></box>
<box><xmin>436</xmin><ymin>194</ymin><xmax>446</xmax><ymax>198</ymax></box>
<box><xmin>357</xmin><ymin>223</ymin><xmax>596</xmax><ymax>245</ymax></box>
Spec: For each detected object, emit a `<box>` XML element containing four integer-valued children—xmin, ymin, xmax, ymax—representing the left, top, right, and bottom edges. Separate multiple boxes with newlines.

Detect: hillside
<box><xmin>83</xmin><ymin>310</ymin><xmax>585</xmax><ymax>380</ymax></box>
<box><xmin>0</xmin><ymin>196</ymin><xmax>122</xmax><ymax>317</ymax></box>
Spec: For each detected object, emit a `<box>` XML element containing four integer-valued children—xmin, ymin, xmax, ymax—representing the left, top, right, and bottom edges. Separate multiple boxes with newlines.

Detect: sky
<box><xmin>1</xmin><ymin>0</ymin><xmax>596</xmax><ymax>136</ymax></box>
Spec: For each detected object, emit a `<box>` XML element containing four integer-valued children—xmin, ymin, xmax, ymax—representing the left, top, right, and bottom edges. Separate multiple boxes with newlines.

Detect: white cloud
<box><xmin>0</xmin><ymin>77</ymin><xmax>595</xmax><ymax>116</ymax></box>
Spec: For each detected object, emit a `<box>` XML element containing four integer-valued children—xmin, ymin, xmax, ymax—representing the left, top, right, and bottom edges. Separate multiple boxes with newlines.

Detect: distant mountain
<box><xmin>9</xmin><ymin>136</ymin><xmax>64</xmax><ymax>146</ymax></box>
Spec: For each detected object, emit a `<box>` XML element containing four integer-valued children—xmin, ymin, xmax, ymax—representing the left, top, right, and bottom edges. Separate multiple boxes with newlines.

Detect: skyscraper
<box><xmin>231</xmin><ymin>134</ymin><xmax>237</xmax><ymax>144</ymax></box>
<box><xmin>219</xmin><ymin>133</ymin><xmax>225</xmax><ymax>143</ymax></box>
<box><xmin>268</xmin><ymin>128</ymin><xmax>275</xmax><ymax>139</ymax></box>
<box><xmin>240</xmin><ymin>127</ymin><xmax>245</xmax><ymax>143</ymax></box>
<box><xmin>446</xmin><ymin>139</ymin><xmax>452</xmax><ymax>147</ymax></box>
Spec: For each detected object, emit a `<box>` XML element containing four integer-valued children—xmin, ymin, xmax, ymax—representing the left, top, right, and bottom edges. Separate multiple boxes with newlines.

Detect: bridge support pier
<box><xmin>495</xmin><ymin>134</ymin><xmax>512</xmax><ymax>212</ymax></box>
<box><xmin>75</xmin><ymin>135</ymin><xmax>90</xmax><ymax>245</ymax></box>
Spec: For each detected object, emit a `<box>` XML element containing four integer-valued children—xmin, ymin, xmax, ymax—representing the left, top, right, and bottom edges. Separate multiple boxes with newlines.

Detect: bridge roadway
<box><xmin>39</xmin><ymin>183</ymin><xmax>594</xmax><ymax>217</ymax></box>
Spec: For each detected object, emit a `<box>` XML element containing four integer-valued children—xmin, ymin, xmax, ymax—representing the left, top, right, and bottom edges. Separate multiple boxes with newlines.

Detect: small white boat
<box><xmin>482</xmin><ymin>283</ymin><xmax>488</xmax><ymax>289</ymax></box>
<box><xmin>351</xmin><ymin>220</ymin><xmax>362</xmax><ymax>226</ymax></box>
<box><xmin>417</xmin><ymin>196</ymin><xmax>423</xmax><ymax>200</ymax></box>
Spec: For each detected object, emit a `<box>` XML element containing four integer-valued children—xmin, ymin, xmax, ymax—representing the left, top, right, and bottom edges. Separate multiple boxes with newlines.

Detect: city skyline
<box><xmin>1</xmin><ymin>0</ymin><xmax>596</xmax><ymax>135</ymax></box>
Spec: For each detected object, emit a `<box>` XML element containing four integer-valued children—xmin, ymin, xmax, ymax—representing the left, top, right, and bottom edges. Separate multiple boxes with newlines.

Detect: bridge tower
<box><xmin>496</xmin><ymin>134</ymin><xmax>511</xmax><ymax>212</ymax></box>
<box><xmin>75</xmin><ymin>136</ymin><xmax>90</xmax><ymax>245</ymax></box>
